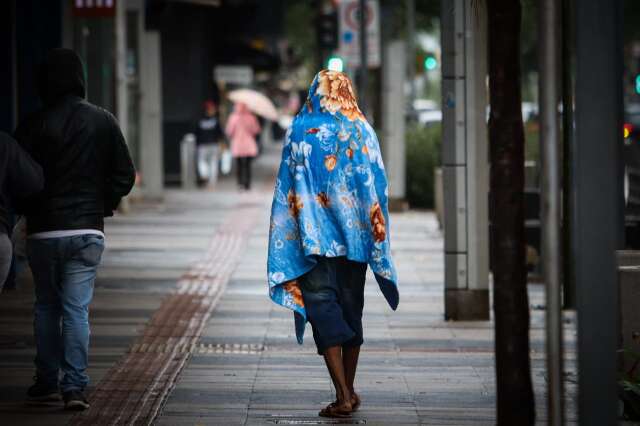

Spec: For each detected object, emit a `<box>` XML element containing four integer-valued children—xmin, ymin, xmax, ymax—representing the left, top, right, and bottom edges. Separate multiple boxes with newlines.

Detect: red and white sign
<box><xmin>73</xmin><ymin>0</ymin><xmax>116</xmax><ymax>17</ymax></box>
<box><xmin>338</xmin><ymin>0</ymin><xmax>381</xmax><ymax>68</ymax></box>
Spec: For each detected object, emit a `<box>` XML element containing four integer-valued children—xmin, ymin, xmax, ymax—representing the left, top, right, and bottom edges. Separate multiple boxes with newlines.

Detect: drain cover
<box><xmin>267</xmin><ymin>419</ymin><xmax>366</xmax><ymax>425</ymax></box>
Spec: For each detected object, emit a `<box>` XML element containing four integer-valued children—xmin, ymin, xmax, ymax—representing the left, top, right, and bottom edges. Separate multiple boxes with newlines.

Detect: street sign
<box><xmin>338</xmin><ymin>0</ymin><xmax>381</xmax><ymax>68</ymax></box>
<box><xmin>73</xmin><ymin>0</ymin><xmax>116</xmax><ymax>17</ymax></box>
<box><xmin>317</xmin><ymin>10</ymin><xmax>339</xmax><ymax>50</ymax></box>
<box><xmin>213</xmin><ymin>65</ymin><xmax>253</xmax><ymax>86</ymax></box>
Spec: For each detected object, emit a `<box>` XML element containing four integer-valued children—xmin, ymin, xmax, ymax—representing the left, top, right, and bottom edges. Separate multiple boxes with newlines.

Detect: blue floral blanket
<box><xmin>267</xmin><ymin>70</ymin><xmax>399</xmax><ymax>343</ymax></box>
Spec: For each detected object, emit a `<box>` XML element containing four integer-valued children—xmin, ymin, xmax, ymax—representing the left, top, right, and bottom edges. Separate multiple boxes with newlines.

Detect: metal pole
<box><xmin>561</xmin><ymin>0</ymin><xmax>576</xmax><ymax>309</ymax></box>
<box><xmin>358</xmin><ymin>0</ymin><xmax>367</xmax><ymax>114</ymax></box>
<box><xmin>406</xmin><ymin>0</ymin><xmax>415</xmax><ymax>112</ymax></box>
<box><xmin>575</xmin><ymin>0</ymin><xmax>624</xmax><ymax>424</ymax></box>
<box><xmin>539</xmin><ymin>0</ymin><xmax>563</xmax><ymax>424</ymax></box>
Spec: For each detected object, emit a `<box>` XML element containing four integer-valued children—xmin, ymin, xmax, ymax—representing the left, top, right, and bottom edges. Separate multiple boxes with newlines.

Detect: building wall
<box><xmin>0</xmin><ymin>0</ymin><xmax>122</xmax><ymax>134</ymax></box>
<box><xmin>160</xmin><ymin>4</ymin><xmax>212</xmax><ymax>183</ymax></box>
<box><xmin>0</xmin><ymin>0</ymin><xmax>63</xmax><ymax>133</ymax></box>
<box><xmin>72</xmin><ymin>17</ymin><xmax>116</xmax><ymax>113</ymax></box>
<box><xmin>0</xmin><ymin>1</ymin><xmax>16</xmax><ymax>133</ymax></box>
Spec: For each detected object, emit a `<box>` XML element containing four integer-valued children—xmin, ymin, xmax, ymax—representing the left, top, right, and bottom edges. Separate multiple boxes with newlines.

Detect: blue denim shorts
<box><xmin>299</xmin><ymin>256</ymin><xmax>367</xmax><ymax>355</ymax></box>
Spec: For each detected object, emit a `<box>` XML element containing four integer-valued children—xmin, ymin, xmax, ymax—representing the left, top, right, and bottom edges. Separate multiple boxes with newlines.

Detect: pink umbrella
<box><xmin>228</xmin><ymin>89</ymin><xmax>278</xmax><ymax>121</ymax></box>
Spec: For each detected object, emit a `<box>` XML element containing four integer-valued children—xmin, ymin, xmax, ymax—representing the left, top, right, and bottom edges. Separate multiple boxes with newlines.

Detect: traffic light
<box><xmin>635</xmin><ymin>74</ymin><xmax>640</xmax><ymax>95</ymax></box>
<box><xmin>317</xmin><ymin>10</ymin><xmax>338</xmax><ymax>51</ymax></box>
<box><xmin>424</xmin><ymin>55</ymin><xmax>438</xmax><ymax>71</ymax></box>
<box><xmin>327</xmin><ymin>56</ymin><xmax>344</xmax><ymax>72</ymax></box>
<box><xmin>416</xmin><ymin>52</ymin><xmax>438</xmax><ymax>73</ymax></box>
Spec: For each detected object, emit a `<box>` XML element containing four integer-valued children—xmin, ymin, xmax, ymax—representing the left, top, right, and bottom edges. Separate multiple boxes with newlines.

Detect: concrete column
<box><xmin>138</xmin><ymin>6</ymin><xmax>164</xmax><ymax>199</ymax></box>
<box><xmin>115</xmin><ymin>0</ymin><xmax>129</xmax><ymax>148</ymax></box>
<box><xmin>441</xmin><ymin>0</ymin><xmax>489</xmax><ymax>320</ymax></box>
<box><xmin>115</xmin><ymin>0</ymin><xmax>131</xmax><ymax>212</ymax></box>
<box><xmin>381</xmin><ymin>39</ymin><xmax>407</xmax><ymax>208</ymax></box>
<box><xmin>574</xmin><ymin>0</ymin><xmax>624</xmax><ymax>423</ymax></box>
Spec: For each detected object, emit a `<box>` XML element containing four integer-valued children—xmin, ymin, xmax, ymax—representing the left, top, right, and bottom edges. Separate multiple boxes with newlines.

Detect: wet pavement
<box><xmin>0</xmin><ymin>142</ymin><xmax>577</xmax><ymax>425</ymax></box>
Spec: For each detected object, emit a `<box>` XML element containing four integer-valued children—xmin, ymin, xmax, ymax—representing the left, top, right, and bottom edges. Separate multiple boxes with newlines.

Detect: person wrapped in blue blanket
<box><xmin>267</xmin><ymin>70</ymin><xmax>399</xmax><ymax>418</ymax></box>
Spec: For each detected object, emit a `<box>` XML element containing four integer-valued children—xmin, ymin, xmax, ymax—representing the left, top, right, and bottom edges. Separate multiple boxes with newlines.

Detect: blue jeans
<box><xmin>27</xmin><ymin>235</ymin><xmax>104</xmax><ymax>392</ymax></box>
<box><xmin>299</xmin><ymin>256</ymin><xmax>367</xmax><ymax>355</ymax></box>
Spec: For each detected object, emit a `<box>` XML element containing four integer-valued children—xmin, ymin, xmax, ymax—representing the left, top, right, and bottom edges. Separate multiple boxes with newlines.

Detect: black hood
<box><xmin>37</xmin><ymin>48</ymin><xmax>86</xmax><ymax>106</ymax></box>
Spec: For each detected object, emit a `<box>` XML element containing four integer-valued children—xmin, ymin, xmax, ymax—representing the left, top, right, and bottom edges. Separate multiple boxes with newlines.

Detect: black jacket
<box><xmin>14</xmin><ymin>48</ymin><xmax>136</xmax><ymax>234</ymax></box>
<box><xmin>196</xmin><ymin>114</ymin><xmax>224</xmax><ymax>145</ymax></box>
<box><xmin>0</xmin><ymin>132</ymin><xmax>44</xmax><ymax>235</ymax></box>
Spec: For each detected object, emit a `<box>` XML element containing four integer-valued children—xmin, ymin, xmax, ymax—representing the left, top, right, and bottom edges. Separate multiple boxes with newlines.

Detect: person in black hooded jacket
<box><xmin>14</xmin><ymin>48</ymin><xmax>135</xmax><ymax>410</ymax></box>
<box><xmin>0</xmin><ymin>132</ymin><xmax>44</xmax><ymax>288</ymax></box>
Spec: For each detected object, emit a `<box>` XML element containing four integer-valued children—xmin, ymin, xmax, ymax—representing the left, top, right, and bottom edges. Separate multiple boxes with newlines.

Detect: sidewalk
<box><xmin>154</xmin><ymin>161</ymin><xmax>578</xmax><ymax>425</ymax></box>
<box><xmin>0</xmin><ymin>142</ymin><xmax>577</xmax><ymax>425</ymax></box>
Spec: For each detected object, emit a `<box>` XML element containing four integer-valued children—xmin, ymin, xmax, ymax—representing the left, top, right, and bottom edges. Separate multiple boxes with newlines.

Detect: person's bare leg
<box><xmin>342</xmin><ymin>346</ymin><xmax>361</xmax><ymax>408</ymax></box>
<box><xmin>321</xmin><ymin>346</ymin><xmax>352</xmax><ymax>416</ymax></box>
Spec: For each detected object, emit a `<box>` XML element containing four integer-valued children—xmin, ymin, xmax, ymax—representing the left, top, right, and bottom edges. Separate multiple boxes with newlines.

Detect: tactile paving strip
<box><xmin>128</xmin><ymin>342</ymin><xmax>265</xmax><ymax>355</ymax></box>
<box><xmin>70</xmin><ymin>201</ymin><xmax>262</xmax><ymax>426</ymax></box>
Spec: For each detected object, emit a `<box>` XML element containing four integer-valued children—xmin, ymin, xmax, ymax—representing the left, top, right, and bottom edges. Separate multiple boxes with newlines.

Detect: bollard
<box><xmin>180</xmin><ymin>133</ymin><xmax>196</xmax><ymax>189</ymax></box>
<box><xmin>434</xmin><ymin>167</ymin><xmax>443</xmax><ymax>229</ymax></box>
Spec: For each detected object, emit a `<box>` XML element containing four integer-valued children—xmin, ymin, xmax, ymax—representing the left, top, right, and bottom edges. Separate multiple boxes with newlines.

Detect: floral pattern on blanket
<box><xmin>267</xmin><ymin>70</ymin><xmax>399</xmax><ymax>344</ymax></box>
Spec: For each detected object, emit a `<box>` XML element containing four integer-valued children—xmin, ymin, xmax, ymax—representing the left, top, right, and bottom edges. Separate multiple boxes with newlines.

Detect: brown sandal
<box><xmin>319</xmin><ymin>401</ymin><xmax>352</xmax><ymax>418</ymax></box>
<box><xmin>351</xmin><ymin>392</ymin><xmax>361</xmax><ymax>412</ymax></box>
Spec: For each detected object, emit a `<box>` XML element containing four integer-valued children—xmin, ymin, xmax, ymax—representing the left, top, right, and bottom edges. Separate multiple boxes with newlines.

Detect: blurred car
<box><xmin>413</xmin><ymin>99</ymin><xmax>438</xmax><ymax>111</ymax></box>
<box><xmin>417</xmin><ymin>109</ymin><xmax>443</xmax><ymax>126</ymax></box>
<box><xmin>415</xmin><ymin>99</ymin><xmax>536</xmax><ymax>127</ymax></box>
<box><xmin>412</xmin><ymin>98</ymin><xmax>442</xmax><ymax>127</ymax></box>
<box><xmin>624</xmin><ymin>103</ymin><xmax>640</xmax><ymax>247</ymax></box>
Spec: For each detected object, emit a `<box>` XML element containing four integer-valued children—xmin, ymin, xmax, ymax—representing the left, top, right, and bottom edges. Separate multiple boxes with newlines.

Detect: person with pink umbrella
<box><xmin>225</xmin><ymin>102</ymin><xmax>261</xmax><ymax>190</ymax></box>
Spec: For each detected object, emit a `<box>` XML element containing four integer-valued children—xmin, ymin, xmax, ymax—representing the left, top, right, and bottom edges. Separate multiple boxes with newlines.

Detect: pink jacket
<box><xmin>226</xmin><ymin>104</ymin><xmax>261</xmax><ymax>158</ymax></box>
